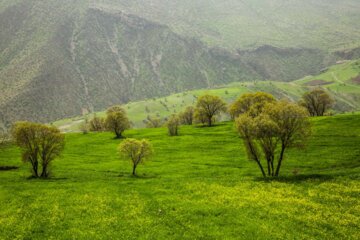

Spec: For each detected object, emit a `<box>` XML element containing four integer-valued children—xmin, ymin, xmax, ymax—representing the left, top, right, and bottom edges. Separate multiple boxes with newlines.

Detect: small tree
<box><xmin>179</xmin><ymin>106</ymin><xmax>194</xmax><ymax>125</ymax></box>
<box><xmin>118</xmin><ymin>139</ymin><xmax>153</xmax><ymax>175</ymax></box>
<box><xmin>105</xmin><ymin>105</ymin><xmax>131</xmax><ymax>138</ymax></box>
<box><xmin>194</xmin><ymin>108</ymin><xmax>208</xmax><ymax>125</ymax></box>
<box><xmin>145</xmin><ymin>116</ymin><xmax>163</xmax><ymax>128</ymax></box>
<box><xmin>300</xmin><ymin>89</ymin><xmax>334</xmax><ymax>116</ymax></box>
<box><xmin>195</xmin><ymin>94</ymin><xmax>227</xmax><ymax>126</ymax></box>
<box><xmin>167</xmin><ymin>115</ymin><xmax>180</xmax><ymax>136</ymax></box>
<box><xmin>89</xmin><ymin>115</ymin><xmax>106</xmax><ymax>132</ymax></box>
<box><xmin>79</xmin><ymin>118</ymin><xmax>89</xmax><ymax>134</ymax></box>
<box><xmin>11</xmin><ymin>122</ymin><xmax>65</xmax><ymax>178</ymax></box>
<box><xmin>229</xmin><ymin>92</ymin><xmax>275</xmax><ymax>119</ymax></box>
<box><xmin>235</xmin><ymin>101</ymin><xmax>311</xmax><ymax>177</ymax></box>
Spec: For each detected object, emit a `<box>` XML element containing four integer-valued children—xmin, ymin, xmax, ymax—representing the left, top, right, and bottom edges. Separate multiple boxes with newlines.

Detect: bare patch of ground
<box><xmin>351</xmin><ymin>75</ymin><xmax>360</xmax><ymax>84</ymax></box>
<box><xmin>304</xmin><ymin>80</ymin><xmax>333</xmax><ymax>86</ymax></box>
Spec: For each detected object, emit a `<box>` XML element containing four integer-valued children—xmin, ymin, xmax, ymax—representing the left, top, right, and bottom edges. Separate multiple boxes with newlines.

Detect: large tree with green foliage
<box><xmin>11</xmin><ymin>122</ymin><xmax>65</xmax><ymax>178</ymax></box>
<box><xmin>118</xmin><ymin>139</ymin><xmax>153</xmax><ymax>175</ymax></box>
<box><xmin>236</xmin><ymin>100</ymin><xmax>311</xmax><ymax>177</ymax></box>
<box><xmin>105</xmin><ymin>106</ymin><xmax>131</xmax><ymax>138</ymax></box>
<box><xmin>300</xmin><ymin>89</ymin><xmax>334</xmax><ymax>116</ymax></box>
<box><xmin>229</xmin><ymin>92</ymin><xmax>275</xmax><ymax>119</ymax></box>
<box><xmin>195</xmin><ymin>95</ymin><xmax>227</xmax><ymax>126</ymax></box>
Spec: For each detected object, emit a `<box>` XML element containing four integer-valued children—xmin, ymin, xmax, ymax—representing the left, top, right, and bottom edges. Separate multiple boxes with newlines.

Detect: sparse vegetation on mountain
<box><xmin>300</xmin><ymin>89</ymin><xmax>335</xmax><ymax>116</ymax></box>
<box><xmin>11</xmin><ymin>122</ymin><xmax>64</xmax><ymax>178</ymax></box>
<box><xmin>195</xmin><ymin>95</ymin><xmax>227</xmax><ymax>127</ymax></box>
<box><xmin>105</xmin><ymin>106</ymin><xmax>131</xmax><ymax>138</ymax></box>
<box><xmin>118</xmin><ymin>138</ymin><xmax>153</xmax><ymax>176</ymax></box>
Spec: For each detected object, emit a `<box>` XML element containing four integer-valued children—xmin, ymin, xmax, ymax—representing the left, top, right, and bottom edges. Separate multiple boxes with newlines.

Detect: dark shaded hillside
<box><xmin>0</xmin><ymin>1</ymin><xmax>358</xmax><ymax>128</ymax></box>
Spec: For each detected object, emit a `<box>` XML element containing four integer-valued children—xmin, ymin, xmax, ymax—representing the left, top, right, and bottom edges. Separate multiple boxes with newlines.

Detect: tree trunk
<box><xmin>267</xmin><ymin>160</ymin><xmax>271</xmax><ymax>176</ymax></box>
<box><xmin>208</xmin><ymin>117</ymin><xmax>212</xmax><ymax>127</ymax></box>
<box><xmin>32</xmin><ymin>162</ymin><xmax>39</xmax><ymax>177</ymax></box>
<box><xmin>256</xmin><ymin>160</ymin><xmax>266</xmax><ymax>178</ymax></box>
<box><xmin>275</xmin><ymin>145</ymin><xmax>286</xmax><ymax>176</ymax></box>
<box><xmin>132</xmin><ymin>164</ymin><xmax>137</xmax><ymax>176</ymax></box>
<box><xmin>271</xmin><ymin>158</ymin><xmax>275</xmax><ymax>177</ymax></box>
<box><xmin>115</xmin><ymin>131</ymin><xmax>122</xmax><ymax>139</ymax></box>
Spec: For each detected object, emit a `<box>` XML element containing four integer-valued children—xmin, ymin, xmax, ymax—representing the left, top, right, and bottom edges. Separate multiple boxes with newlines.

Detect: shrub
<box><xmin>89</xmin><ymin>115</ymin><xmax>106</xmax><ymax>132</ymax></box>
<box><xmin>179</xmin><ymin>106</ymin><xmax>194</xmax><ymax>125</ymax></box>
<box><xmin>167</xmin><ymin>115</ymin><xmax>180</xmax><ymax>136</ymax></box>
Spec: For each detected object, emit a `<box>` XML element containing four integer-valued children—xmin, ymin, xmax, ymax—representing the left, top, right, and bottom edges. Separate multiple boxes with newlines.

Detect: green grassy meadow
<box><xmin>1</xmin><ymin>114</ymin><xmax>359</xmax><ymax>239</ymax></box>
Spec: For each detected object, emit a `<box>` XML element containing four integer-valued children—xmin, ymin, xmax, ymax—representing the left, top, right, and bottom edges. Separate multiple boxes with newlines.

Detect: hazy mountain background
<box><xmin>1</xmin><ymin>0</ymin><xmax>360</xmax><ymax>128</ymax></box>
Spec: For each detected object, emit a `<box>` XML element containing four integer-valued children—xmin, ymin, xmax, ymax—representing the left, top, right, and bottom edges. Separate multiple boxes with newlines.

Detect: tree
<box><xmin>145</xmin><ymin>116</ymin><xmax>163</xmax><ymax>128</ymax></box>
<box><xmin>300</xmin><ymin>89</ymin><xmax>334</xmax><ymax>116</ymax></box>
<box><xmin>229</xmin><ymin>92</ymin><xmax>275</xmax><ymax>119</ymax></box>
<box><xmin>89</xmin><ymin>115</ymin><xmax>106</xmax><ymax>132</ymax></box>
<box><xmin>118</xmin><ymin>139</ymin><xmax>153</xmax><ymax>175</ymax></box>
<box><xmin>105</xmin><ymin>105</ymin><xmax>131</xmax><ymax>138</ymax></box>
<box><xmin>37</xmin><ymin>125</ymin><xmax>65</xmax><ymax>178</ymax></box>
<box><xmin>194</xmin><ymin>108</ymin><xmax>208</xmax><ymax>125</ymax></box>
<box><xmin>79</xmin><ymin>118</ymin><xmax>89</xmax><ymax>134</ymax></box>
<box><xmin>195</xmin><ymin>94</ymin><xmax>227</xmax><ymax>126</ymax></box>
<box><xmin>11</xmin><ymin>122</ymin><xmax>65</xmax><ymax>178</ymax></box>
<box><xmin>235</xmin><ymin>101</ymin><xmax>311</xmax><ymax>177</ymax></box>
<box><xmin>179</xmin><ymin>106</ymin><xmax>195</xmax><ymax>125</ymax></box>
<box><xmin>167</xmin><ymin>115</ymin><xmax>180</xmax><ymax>136</ymax></box>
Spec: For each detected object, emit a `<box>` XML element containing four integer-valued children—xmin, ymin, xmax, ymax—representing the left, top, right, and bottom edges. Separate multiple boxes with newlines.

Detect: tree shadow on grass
<box><xmin>0</xmin><ymin>166</ymin><xmax>19</xmax><ymax>171</ymax></box>
<box><xmin>255</xmin><ymin>174</ymin><xmax>334</xmax><ymax>183</ymax></box>
<box><xmin>25</xmin><ymin>176</ymin><xmax>68</xmax><ymax>181</ymax></box>
<box><xmin>117</xmin><ymin>172</ymin><xmax>158</xmax><ymax>179</ymax></box>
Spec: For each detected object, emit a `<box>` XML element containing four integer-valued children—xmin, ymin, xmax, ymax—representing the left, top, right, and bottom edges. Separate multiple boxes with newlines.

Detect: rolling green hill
<box><xmin>54</xmin><ymin>59</ymin><xmax>360</xmax><ymax>131</ymax></box>
<box><xmin>1</xmin><ymin>114</ymin><xmax>359</xmax><ymax>239</ymax></box>
<box><xmin>1</xmin><ymin>0</ymin><xmax>360</xmax><ymax>128</ymax></box>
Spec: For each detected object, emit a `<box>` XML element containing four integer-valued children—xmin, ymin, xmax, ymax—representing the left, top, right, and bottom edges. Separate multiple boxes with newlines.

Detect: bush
<box><xmin>179</xmin><ymin>106</ymin><xmax>194</xmax><ymax>125</ymax></box>
<box><xmin>89</xmin><ymin>115</ymin><xmax>106</xmax><ymax>132</ymax></box>
<box><xmin>167</xmin><ymin>115</ymin><xmax>180</xmax><ymax>136</ymax></box>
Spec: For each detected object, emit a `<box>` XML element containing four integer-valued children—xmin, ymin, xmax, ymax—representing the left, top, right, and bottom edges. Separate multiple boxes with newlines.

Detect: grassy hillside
<box><xmin>1</xmin><ymin>114</ymin><xmax>359</xmax><ymax>239</ymax></box>
<box><xmin>54</xmin><ymin>60</ymin><xmax>360</xmax><ymax>131</ymax></box>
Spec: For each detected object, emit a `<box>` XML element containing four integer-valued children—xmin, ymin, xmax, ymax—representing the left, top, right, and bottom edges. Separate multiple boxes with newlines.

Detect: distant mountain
<box><xmin>1</xmin><ymin>0</ymin><xmax>360</xmax><ymax>128</ymax></box>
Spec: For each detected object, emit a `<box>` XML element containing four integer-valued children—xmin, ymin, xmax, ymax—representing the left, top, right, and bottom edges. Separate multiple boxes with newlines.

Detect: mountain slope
<box><xmin>95</xmin><ymin>0</ymin><xmax>360</xmax><ymax>50</ymax></box>
<box><xmin>0</xmin><ymin>0</ymin><xmax>360</xmax><ymax>128</ymax></box>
